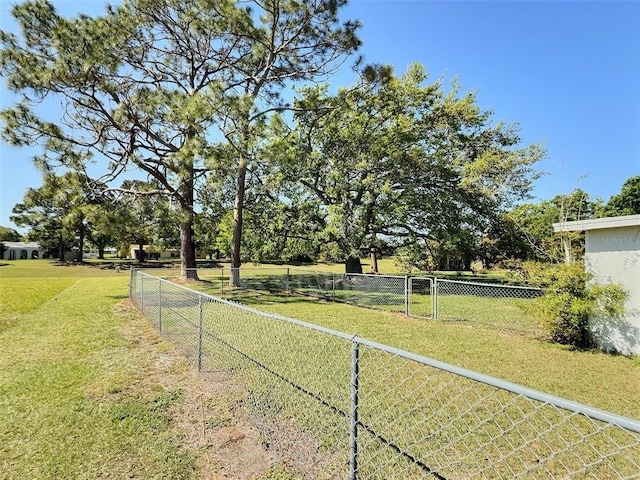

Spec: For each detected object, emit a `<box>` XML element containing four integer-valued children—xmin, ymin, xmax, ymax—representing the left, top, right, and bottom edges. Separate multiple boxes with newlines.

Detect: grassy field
<box><xmin>135</xmin><ymin>272</ymin><xmax>640</xmax><ymax>478</ymax></box>
<box><xmin>0</xmin><ymin>261</ymin><xmax>202</xmax><ymax>479</ymax></box>
<box><xmin>175</xmin><ymin>274</ymin><xmax>640</xmax><ymax>421</ymax></box>
<box><xmin>0</xmin><ymin>261</ymin><xmax>312</xmax><ymax>480</ymax></box>
<box><xmin>3</xmin><ymin>260</ymin><xmax>639</xmax><ymax>479</ymax></box>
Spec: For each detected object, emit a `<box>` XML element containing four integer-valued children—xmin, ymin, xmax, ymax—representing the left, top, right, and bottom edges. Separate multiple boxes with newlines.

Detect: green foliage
<box><xmin>499</xmin><ymin>189</ymin><xmax>599</xmax><ymax>264</ymax></box>
<box><xmin>600</xmin><ymin>175</ymin><xmax>640</xmax><ymax>217</ymax></box>
<box><xmin>522</xmin><ymin>262</ymin><xmax>627</xmax><ymax>347</ymax></box>
<box><xmin>10</xmin><ymin>171</ymin><xmax>104</xmax><ymax>260</ymax></box>
<box><xmin>1</xmin><ymin>0</ymin><xmax>361</xmax><ymax>276</ymax></box>
<box><xmin>274</xmin><ymin>63</ymin><xmax>544</xmax><ymax>267</ymax></box>
<box><xmin>0</xmin><ymin>226</ymin><xmax>22</xmax><ymax>241</ymax></box>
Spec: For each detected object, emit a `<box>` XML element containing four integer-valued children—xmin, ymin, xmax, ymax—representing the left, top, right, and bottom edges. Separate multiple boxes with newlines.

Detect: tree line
<box><xmin>1</xmin><ymin>0</ymin><xmax>637</xmax><ymax>280</ymax></box>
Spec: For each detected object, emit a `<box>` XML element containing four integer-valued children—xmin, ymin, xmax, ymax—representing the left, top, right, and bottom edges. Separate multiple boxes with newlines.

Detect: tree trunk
<box><xmin>370</xmin><ymin>247</ymin><xmax>379</xmax><ymax>274</ymax></box>
<box><xmin>77</xmin><ymin>224</ymin><xmax>85</xmax><ymax>262</ymax></box>
<box><xmin>59</xmin><ymin>235</ymin><xmax>65</xmax><ymax>261</ymax></box>
<box><xmin>179</xmin><ymin>166</ymin><xmax>199</xmax><ymax>280</ymax></box>
<box><xmin>345</xmin><ymin>256</ymin><xmax>363</xmax><ymax>274</ymax></box>
<box><xmin>138</xmin><ymin>239</ymin><xmax>145</xmax><ymax>263</ymax></box>
<box><xmin>180</xmin><ymin>220</ymin><xmax>198</xmax><ymax>280</ymax></box>
<box><xmin>561</xmin><ymin>235</ymin><xmax>573</xmax><ymax>264</ymax></box>
<box><xmin>463</xmin><ymin>252</ymin><xmax>473</xmax><ymax>271</ymax></box>
<box><xmin>230</xmin><ymin>157</ymin><xmax>248</xmax><ymax>287</ymax></box>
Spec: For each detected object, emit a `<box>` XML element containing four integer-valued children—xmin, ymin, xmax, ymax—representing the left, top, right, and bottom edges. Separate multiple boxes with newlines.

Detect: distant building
<box><xmin>129</xmin><ymin>244</ymin><xmax>180</xmax><ymax>261</ymax></box>
<box><xmin>1</xmin><ymin>242</ymin><xmax>44</xmax><ymax>260</ymax></box>
<box><xmin>553</xmin><ymin>214</ymin><xmax>640</xmax><ymax>355</ymax></box>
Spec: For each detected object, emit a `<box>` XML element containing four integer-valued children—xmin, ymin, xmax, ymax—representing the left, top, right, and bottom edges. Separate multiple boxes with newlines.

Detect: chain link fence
<box><xmin>434</xmin><ymin>279</ymin><xmax>543</xmax><ymax>337</ymax></box>
<box><xmin>131</xmin><ymin>270</ymin><xmax>640</xmax><ymax>479</ymax></box>
<box><xmin>408</xmin><ymin>277</ymin><xmax>435</xmax><ymax>319</ymax></box>
<box><xmin>145</xmin><ymin>267</ymin><xmax>410</xmax><ymax>314</ymax></box>
<box><xmin>142</xmin><ymin>268</ymin><xmax>546</xmax><ymax>335</ymax></box>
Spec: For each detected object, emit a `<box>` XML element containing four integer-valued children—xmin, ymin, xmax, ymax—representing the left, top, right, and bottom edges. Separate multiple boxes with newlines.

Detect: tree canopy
<box><xmin>1</xmin><ymin>0</ymin><xmax>360</xmax><ymax>278</ymax></box>
<box><xmin>10</xmin><ymin>171</ymin><xmax>103</xmax><ymax>260</ymax></box>
<box><xmin>267</xmin><ymin>64</ymin><xmax>545</xmax><ymax>271</ymax></box>
<box><xmin>12</xmin><ymin>1</ymin><xmax>620</xmax><ymax>273</ymax></box>
<box><xmin>600</xmin><ymin>175</ymin><xmax>640</xmax><ymax>217</ymax></box>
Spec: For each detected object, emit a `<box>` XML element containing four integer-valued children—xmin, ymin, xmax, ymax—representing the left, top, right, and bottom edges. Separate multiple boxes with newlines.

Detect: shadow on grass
<box><xmin>223</xmin><ymin>291</ymin><xmax>321</xmax><ymax>307</ymax></box>
<box><xmin>108</xmin><ymin>295</ymin><xmax>129</xmax><ymax>300</ymax></box>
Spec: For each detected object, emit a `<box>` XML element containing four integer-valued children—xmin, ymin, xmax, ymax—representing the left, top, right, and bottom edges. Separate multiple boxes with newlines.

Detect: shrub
<box><xmin>522</xmin><ymin>262</ymin><xmax>627</xmax><ymax>347</ymax></box>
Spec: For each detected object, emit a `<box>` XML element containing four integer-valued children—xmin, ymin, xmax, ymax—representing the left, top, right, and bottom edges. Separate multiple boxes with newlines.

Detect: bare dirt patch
<box><xmin>111</xmin><ymin>300</ymin><xmax>312</xmax><ymax>480</ymax></box>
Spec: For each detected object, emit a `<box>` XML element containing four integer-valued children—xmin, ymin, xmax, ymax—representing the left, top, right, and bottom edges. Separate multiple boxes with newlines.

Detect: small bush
<box><xmin>522</xmin><ymin>262</ymin><xmax>627</xmax><ymax>347</ymax></box>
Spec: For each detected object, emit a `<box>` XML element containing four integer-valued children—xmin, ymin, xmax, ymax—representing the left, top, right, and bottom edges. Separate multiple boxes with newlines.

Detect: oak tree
<box><xmin>275</xmin><ymin>64</ymin><xmax>544</xmax><ymax>272</ymax></box>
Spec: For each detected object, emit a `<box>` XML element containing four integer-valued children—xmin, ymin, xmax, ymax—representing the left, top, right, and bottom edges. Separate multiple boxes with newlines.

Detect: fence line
<box><xmin>144</xmin><ymin>267</ymin><xmax>542</xmax><ymax>334</ymax></box>
<box><xmin>131</xmin><ymin>270</ymin><xmax>640</xmax><ymax>479</ymax></box>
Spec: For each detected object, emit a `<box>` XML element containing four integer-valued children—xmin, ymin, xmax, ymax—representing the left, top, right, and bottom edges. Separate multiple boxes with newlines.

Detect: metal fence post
<box><xmin>332</xmin><ymin>273</ymin><xmax>336</xmax><ymax>302</ymax></box>
<box><xmin>349</xmin><ymin>338</ymin><xmax>360</xmax><ymax>480</ymax></box>
<box><xmin>158</xmin><ymin>280</ymin><xmax>162</xmax><ymax>333</ymax></box>
<box><xmin>433</xmin><ymin>277</ymin><xmax>438</xmax><ymax>320</ymax></box>
<box><xmin>129</xmin><ymin>267</ymin><xmax>134</xmax><ymax>300</ymax></box>
<box><xmin>286</xmin><ymin>267</ymin><xmax>290</xmax><ymax>293</ymax></box>
<box><xmin>405</xmin><ymin>276</ymin><xmax>410</xmax><ymax>316</ymax></box>
<box><xmin>197</xmin><ymin>295</ymin><xmax>203</xmax><ymax>372</ymax></box>
<box><xmin>140</xmin><ymin>273</ymin><xmax>144</xmax><ymax>314</ymax></box>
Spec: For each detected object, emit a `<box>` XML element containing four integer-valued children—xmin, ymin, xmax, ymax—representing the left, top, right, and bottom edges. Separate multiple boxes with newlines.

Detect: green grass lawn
<box><xmin>180</xmin><ymin>279</ymin><xmax>640</xmax><ymax>422</ymax></box>
<box><xmin>4</xmin><ymin>260</ymin><xmax>638</xmax><ymax>479</ymax></box>
<box><xmin>143</xmin><ymin>265</ymin><xmax>639</xmax><ymax>417</ymax></box>
<box><xmin>0</xmin><ymin>261</ymin><xmax>199</xmax><ymax>479</ymax></box>
<box><xmin>139</xmin><ymin>273</ymin><xmax>640</xmax><ymax>479</ymax></box>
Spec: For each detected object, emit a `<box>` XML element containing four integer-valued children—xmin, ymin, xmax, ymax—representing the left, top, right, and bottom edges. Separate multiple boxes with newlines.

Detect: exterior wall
<box><xmin>585</xmin><ymin>226</ymin><xmax>640</xmax><ymax>356</ymax></box>
<box><xmin>1</xmin><ymin>243</ymin><xmax>43</xmax><ymax>260</ymax></box>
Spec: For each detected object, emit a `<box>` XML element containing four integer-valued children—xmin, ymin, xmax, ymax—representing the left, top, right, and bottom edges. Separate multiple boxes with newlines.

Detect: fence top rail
<box><xmin>436</xmin><ymin>278</ymin><xmax>542</xmax><ymax>291</ymax></box>
<box><xmin>133</xmin><ymin>270</ymin><xmax>640</xmax><ymax>433</ymax></box>
<box><xmin>289</xmin><ymin>268</ymin><xmax>407</xmax><ymax>280</ymax></box>
<box><xmin>354</xmin><ymin>335</ymin><xmax>640</xmax><ymax>433</ymax></box>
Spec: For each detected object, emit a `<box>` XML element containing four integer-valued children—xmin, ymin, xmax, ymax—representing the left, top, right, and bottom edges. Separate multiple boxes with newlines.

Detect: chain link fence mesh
<box><xmin>355</xmin><ymin>343</ymin><xmax>640</xmax><ymax>479</ymax></box>
<box><xmin>331</xmin><ymin>273</ymin><xmax>407</xmax><ymax>314</ymax></box>
<box><xmin>141</xmin><ymin>268</ymin><xmax>554</xmax><ymax>337</ymax></box>
<box><xmin>434</xmin><ymin>279</ymin><xmax>543</xmax><ymax>337</ymax></box>
<box><xmin>131</xmin><ymin>270</ymin><xmax>640</xmax><ymax>480</ymax></box>
<box><xmin>408</xmin><ymin>277</ymin><xmax>434</xmax><ymax>319</ymax></box>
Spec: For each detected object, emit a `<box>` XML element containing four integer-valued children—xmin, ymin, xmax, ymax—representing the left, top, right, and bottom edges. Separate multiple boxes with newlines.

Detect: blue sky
<box><xmin>1</xmin><ymin>0</ymin><xmax>639</xmax><ymax>231</ymax></box>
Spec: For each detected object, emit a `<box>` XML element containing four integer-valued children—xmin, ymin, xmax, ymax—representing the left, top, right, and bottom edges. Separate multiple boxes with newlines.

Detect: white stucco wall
<box><xmin>1</xmin><ymin>242</ymin><xmax>43</xmax><ymax>260</ymax></box>
<box><xmin>584</xmin><ymin>225</ymin><xmax>640</xmax><ymax>356</ymax></box>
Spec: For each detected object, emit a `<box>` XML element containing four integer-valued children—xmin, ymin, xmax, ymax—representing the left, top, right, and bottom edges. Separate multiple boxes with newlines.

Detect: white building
<box><xmin>1</xmin><ymin>241</ymin><xmax>44</xmax><ymax>260</ymax></box>
<box><xmin>553</xmin><ymin>214</ymin><xmax>640</xmax><ymax>356</ymax></box>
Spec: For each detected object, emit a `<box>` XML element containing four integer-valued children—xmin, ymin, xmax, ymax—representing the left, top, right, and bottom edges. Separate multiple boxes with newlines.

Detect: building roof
<box><xmin>553</xmin><ymin>214</ymin><xmax>640</xmax><ymax>233</ymax></box>
<box><xmin>1</xmin><ymin>241</ymin><xmax>42</xmax><ymax>249</ymax></box>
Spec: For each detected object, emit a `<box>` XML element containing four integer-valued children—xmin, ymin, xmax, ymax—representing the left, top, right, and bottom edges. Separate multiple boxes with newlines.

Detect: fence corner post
<box><xmin>349</xmin><ymin>337</ymin><xmax>360</xmax><ymax>480</ymax></box>
<box><xmin>140</xmin><ymin>273</ymin><xmax>144</xmax><ymax>314</ymax></box>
